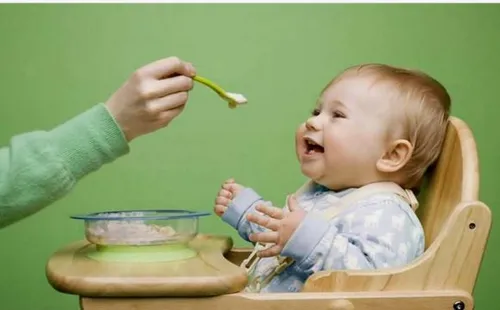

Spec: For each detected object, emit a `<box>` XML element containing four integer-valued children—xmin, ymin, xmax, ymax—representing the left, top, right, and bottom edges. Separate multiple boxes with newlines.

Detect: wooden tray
<box><xmin>46</xmin><ymin>234</ymin><xmax>248</xmax><ymax>297</ymax></box>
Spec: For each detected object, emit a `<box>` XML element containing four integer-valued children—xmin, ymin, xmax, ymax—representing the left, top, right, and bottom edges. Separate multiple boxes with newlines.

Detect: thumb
<box><xmin>287</xmin><ymin>194</ymin><xmax>299</xmax><ymax>212</ymax></box>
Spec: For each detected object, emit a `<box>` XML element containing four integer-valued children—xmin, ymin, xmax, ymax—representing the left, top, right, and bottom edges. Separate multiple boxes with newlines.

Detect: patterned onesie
<box><xmin>221</xmin><ymin>182</ymin><xmax>425</xmax><ymax>293</ymax></box>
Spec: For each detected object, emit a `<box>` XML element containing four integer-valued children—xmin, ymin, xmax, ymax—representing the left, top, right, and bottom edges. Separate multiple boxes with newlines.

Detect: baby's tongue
<box><xmin>307</xmin><ymin>145</ymin><xmax>324</xmax><ymax>154</ymax></box>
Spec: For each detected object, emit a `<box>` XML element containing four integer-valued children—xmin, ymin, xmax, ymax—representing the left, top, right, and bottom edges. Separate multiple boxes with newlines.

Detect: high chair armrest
<box><xmin>302</xmin><ymin>201</ymin><xmax>491</xmax><ymax>294</ymax></box>
<box><xmin>80</xmin><ymin>290</ymin><xmax>473</xmax><ymax>310</ymax></box>
<box><xmin>225</xmin><ymin>247</ymin><xmax>254</xmax><ymax>266</ymax></box>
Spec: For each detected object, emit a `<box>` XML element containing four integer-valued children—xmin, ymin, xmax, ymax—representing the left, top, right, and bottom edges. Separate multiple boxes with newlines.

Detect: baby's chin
<box><xmin>299</xmin><ymin>164</ymin><xmax>325</xmax><ymax>183</ymax></box>
<box><xmin>299</xmin><ymin>165</ymin><xmax>343</xmax><ymax>190</ymax></box>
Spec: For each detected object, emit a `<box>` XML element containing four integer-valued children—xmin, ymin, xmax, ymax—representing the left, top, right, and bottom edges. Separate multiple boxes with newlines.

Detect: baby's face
<box><xmin>295</xmin><ymin>75</ymin><xmax>397</xmax><ymax>190</ymax></box>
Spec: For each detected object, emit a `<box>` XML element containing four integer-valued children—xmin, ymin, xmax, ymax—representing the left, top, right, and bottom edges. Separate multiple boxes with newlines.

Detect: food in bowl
<box><xmin>70</xmin><ymin>210</ymin><xmax>210</xmax><ymax>246</ymax></box>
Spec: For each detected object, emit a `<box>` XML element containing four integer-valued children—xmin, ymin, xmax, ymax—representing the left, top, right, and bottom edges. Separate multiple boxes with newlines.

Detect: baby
<box><xmin>214</xmin><ymin>63</ymin><xmax>451</xmax><ymax>293</ymax></box>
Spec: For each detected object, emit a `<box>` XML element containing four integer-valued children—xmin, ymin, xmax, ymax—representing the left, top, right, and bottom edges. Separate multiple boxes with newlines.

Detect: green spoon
<box><xmin>193</xmin><ymin>75</ymin><xmax>247</xmax><ymax>109</ymax></box>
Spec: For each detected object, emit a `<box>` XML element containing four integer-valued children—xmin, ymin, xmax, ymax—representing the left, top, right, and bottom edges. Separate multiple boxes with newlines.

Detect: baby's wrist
<box><xmin>281</xmin><ymin>212</ymin><xmax>332</xmax><ymax>263</ymax></box>
<box><xmin>221</xmin><ymin>187</ymin><xmax>261</xmax><ymax>229</ymax></box>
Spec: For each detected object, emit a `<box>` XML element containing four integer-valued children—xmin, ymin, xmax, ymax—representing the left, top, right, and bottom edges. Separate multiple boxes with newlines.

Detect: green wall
<box><xmin>0</xmin><ymin>4</ymin><xmax>498</xmax><ymax>309</ymax></box>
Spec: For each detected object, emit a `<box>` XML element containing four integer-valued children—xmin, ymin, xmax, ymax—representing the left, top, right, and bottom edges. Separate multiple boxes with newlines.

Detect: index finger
<box><xmin>139</xmin><ymin>57</ymin><xmax>196</xmax><ymax>79</ymax></box>
<box><xmin>246</xmin><ymin>212</ymin><xmax>280</xmax><ymax>231</ymax></box>
<box><xmin>255</xmin><ymin>204</ymin><xmax>284</xmax><ymax>220</ymax></box>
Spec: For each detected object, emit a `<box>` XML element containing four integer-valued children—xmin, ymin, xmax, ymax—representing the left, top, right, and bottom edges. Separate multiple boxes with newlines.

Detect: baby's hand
<box><xmin>105</xmin><ymin>56</ymin><xmax>196</xmax><ymax>142</ymax></box>
<box><xmin>214</xmin><ymin>178</ymin><xmax>244</xmax><ymax>217</ymax></box>
<box><xmin>247</xmin><ymin>195</ymin><xmax>306</xmax><ymax>257</ymax></box>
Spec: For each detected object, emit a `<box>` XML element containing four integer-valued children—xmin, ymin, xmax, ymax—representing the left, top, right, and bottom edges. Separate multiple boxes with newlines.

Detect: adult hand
<box><xmin>105</xmin><ymin>56</ymin><xmax>196</xmax><ymax>141</ymax></box>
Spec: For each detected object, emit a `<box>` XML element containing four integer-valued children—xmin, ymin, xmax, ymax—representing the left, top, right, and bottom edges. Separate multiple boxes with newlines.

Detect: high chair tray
<box><xmin>46</xmin><ymin>234</ymin><xmax>248</xmax><ymax>297</ymax></box>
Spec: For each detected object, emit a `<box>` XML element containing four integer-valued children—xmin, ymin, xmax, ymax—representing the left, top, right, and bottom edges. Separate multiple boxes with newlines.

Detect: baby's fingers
<box><xmin>222</xmin><ymin>182</ymin><xmax>243</xmax><ymax>196</ymax></box>
<box><xmin>249</xmin><ymin>231</ymin><xmax>279</xmax><ymax>244</ymax></box>
<box><xmin>215</xmin><ymin>196</ymin><xmax>231</xmax><ymax>207</ymax></box>
<box><xmin>258</xmin><ymin>244</ymin><xmax>282</xmax><ymax>258</ymax></box>
<box><xmin>214</xmin><ymin>204</ymin><xmax>227</xmax><ymax>216</ymax></box>
<box><xmin>222</xmin><ymin>181</ymin><xmax>236</xmax><ymax>190</ymax></box>
<box><xmin>247</xmin><ymin>211</ymin><xmax>280</xmax><ymax>231</ymax></box>
<box><xmin>218</xmin><ymin>188</ymin><xmax>232</xmax><ymax>199</ymax></box>
<box><xmin>255</xmin><ymin>204</ymin><xmax>284</xmax><ymax>220</ymax></box>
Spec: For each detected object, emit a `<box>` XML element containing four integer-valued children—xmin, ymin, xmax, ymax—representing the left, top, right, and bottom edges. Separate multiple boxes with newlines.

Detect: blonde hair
<box><xmin>327</xmin><ymin>63</ymin><xmax>451</xmax><ymax>189</ymax></box>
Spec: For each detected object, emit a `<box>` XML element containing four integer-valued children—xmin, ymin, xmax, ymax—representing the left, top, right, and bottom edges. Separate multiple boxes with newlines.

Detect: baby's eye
<box><xmin>311</xmin><ymin>108</ymin><xmax>321</xmax><ymax>116</ymax></box>
<box><xmin>332</xmin><ymin>111</ymin><xmax>346</xmax><ymax>118</ymax></box>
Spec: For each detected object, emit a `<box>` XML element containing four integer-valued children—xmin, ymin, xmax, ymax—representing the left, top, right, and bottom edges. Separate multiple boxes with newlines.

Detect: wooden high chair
<box><xmin>46</xmin><ymin>116</ymin><xmax>491</xmax><ymax>310</ymax></box>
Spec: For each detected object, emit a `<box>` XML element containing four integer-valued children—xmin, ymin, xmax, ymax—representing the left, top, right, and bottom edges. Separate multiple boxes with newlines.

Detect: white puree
<box><xmin>226</xmin><ymin>92</ymin><xmax>247</xmax><ymax>104</ymax></box>
<box><xmin>86</xmin><ymin>212</ymin><xmax>176</xmax><ymax>245</ymax></box>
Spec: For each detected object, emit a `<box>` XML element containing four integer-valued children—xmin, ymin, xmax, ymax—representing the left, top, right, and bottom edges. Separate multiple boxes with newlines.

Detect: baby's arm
<box><xmin>221</xmin><ymin>187</ymin><xmax>275</xmax><ymax>243</ymax></box>
<box><xmin>281</xmin><ymin>195</ymin><xmax>425</xmax><ymax>275</ymax></box>
<box><xmin>0</xmin><ymin>104</ymin><xmax>129</xmax><ymax>229</ymax></box>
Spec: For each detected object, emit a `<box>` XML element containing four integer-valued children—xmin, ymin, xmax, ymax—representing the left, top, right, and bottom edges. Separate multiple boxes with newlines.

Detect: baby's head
<box><xmin>295</xmin><ymin>63</ymin><xmax>451</xmax><ymax>191</ymax></box>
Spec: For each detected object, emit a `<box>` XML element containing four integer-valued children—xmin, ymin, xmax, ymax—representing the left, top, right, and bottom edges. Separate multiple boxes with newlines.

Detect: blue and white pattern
<box><xmin>221</xmin><ymin>182</ymin><xmax>425</xmax><ymax>293</ymax></box>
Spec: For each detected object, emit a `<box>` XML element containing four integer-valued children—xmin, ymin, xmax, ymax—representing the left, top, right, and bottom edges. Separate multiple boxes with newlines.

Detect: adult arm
<box><xmin>0</xmin><ymin>104</ymin><xmax>128</xmax><ymax>228</ymax></box>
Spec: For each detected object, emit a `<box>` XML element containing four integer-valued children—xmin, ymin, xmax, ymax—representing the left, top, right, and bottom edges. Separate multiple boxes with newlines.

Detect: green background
<box><xmin>0</xmin><ymin>3</ymin><xmax>498</xmax><ymax>309</ymax></box>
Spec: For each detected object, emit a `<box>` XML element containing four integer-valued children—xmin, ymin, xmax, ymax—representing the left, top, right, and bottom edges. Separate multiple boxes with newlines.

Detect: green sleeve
<box><xmin>0</xmin><ymin>103</ymin><xmax>130</xmax><ymax>229</ymax></box>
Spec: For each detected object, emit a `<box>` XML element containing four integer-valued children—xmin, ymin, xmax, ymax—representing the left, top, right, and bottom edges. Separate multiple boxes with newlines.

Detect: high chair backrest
<box><xmin>416</xmin><ymin>116</ymin><xmax>480</xmax><ymax>248</ymax></box>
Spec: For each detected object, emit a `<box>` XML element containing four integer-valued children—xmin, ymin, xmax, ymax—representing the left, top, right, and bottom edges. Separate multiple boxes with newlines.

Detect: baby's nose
<box><xmin>305</xmin><ymin>117</ymin><xmax>321</xmax><ymax>131</ymax></box>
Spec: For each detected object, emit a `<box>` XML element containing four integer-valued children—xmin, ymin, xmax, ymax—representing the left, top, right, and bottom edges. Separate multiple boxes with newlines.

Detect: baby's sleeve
<box><xmin>281</xmin><ymin>196</ymin><xmax>425</xmax><ymax>275</ymax></box>
<box><xmin>221</xmin><ymin>187</ymin><xmax>274</xmax><ymax>242</ymax></box>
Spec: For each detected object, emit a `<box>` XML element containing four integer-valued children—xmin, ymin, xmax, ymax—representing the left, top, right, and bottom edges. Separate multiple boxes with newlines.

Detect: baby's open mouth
<box><xmin>304</xmin><ymin>137</ymin><xmax>324</xmax><ymax>154</ymax></box>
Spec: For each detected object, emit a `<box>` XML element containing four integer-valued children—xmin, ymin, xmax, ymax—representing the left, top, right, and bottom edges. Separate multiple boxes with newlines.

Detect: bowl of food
<box><xmin>70</xmin><ymin>209</ymin><xmax>211</xmax><ymax>246</ymax></box>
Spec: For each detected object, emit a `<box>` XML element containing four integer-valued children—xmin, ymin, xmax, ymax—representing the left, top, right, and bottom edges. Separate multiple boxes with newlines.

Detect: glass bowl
<box><xmin>70</xmin><ymin>209</ymin><xmax>210</xmax><ymax>246</ymax></box>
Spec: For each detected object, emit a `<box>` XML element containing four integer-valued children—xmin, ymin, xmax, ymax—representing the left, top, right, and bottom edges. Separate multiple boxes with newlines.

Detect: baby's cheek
<box><xmin>324</xmin><ymin>136</ymin><xmax>351</xmax><ymax>159</ymax></box>
<box><xmin>325</xmin><ymin>140</ymin><xmax>365</xmax><ymax>169</ymax></box>
<box><xmin>295</xmin><ymin>126</ymin><xmax>306</xmax><ymax>143</ymax></box>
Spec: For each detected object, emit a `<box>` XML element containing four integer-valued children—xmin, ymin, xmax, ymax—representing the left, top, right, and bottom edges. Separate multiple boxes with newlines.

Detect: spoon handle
<box><xmin>193</xmin><ymin>75</ymin><xmax>228</xmax><ymax>98</ymax></box>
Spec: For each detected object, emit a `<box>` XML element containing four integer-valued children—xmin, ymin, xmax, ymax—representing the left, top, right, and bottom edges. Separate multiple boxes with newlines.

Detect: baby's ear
<box><xmin>376</xmin><ymin>139</ymin><xmax>413</xmax><ymax>173</ymax></box>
